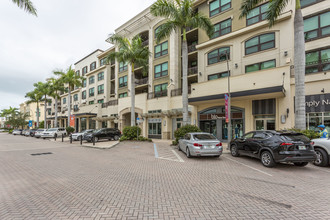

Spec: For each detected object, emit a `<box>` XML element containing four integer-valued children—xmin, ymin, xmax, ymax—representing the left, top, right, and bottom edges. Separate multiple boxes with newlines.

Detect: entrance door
<box><xmin>255</xmin><ymin>118</ymin><xmax>275</xmax><ymax>130</ymax></box>
<box><xmin>200</xmin><ymin>121</ymin><xmax>217</xmax><ymax>137</ymax></box>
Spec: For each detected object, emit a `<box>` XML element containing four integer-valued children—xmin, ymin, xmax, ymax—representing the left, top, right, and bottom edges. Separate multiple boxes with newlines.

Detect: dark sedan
<box><xmin>229</xmin><ymin>130</ymin><xmax>317</xmax><ymax>167</ymax></box>
<box><xmin>83</xmin><ymin>128</ymin><xmax>121</xmax><ymax>142</ymax></box>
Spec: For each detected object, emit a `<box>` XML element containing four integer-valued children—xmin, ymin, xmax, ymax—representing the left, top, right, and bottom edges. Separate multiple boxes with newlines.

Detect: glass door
<box><xmin>255</xmin><ymin>117</ymin><xmax>275</xmax><ymax>130</ymax></box>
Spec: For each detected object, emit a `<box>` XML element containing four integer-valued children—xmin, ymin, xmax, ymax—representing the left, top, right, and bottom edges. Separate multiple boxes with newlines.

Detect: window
<box><xmin>98</xmin><ymin>72</ymin><xmax>104</xmax><ymax>81</ymax></box>
<box><xmin>119</xmin><ymin>76</ymin><xmax>128</xmax><ymax>87</ymax></box>
<box><xmin>148</xmin><ymin>109</ymin><xmax>162</xmax><ymax>113</ymax></box>
<box><xmin>119</xmin><ymin>62</ymin><xmax>128</xmax><ymax>72</ymax></box>
<box><xmin>208</xmin><ymin>71</ymin><xmax>229</xmax><ymax>80</ymax></box>
<box><xmin>75</xmin><ymin>70</ymin><xmax>80</xmax><ymax>76</ymax></box>
<box><xmin>304</xmin><ymin>11</ymin><xmax>330</xmax><ymax>41</ymax></box>
<box><xmin>82</xmin><ymin>79</ymin><xmax>86</xmax><ymax>88</ymax></box>
<box><xmin>89</xmin><ymin>101</ymin><xmax>94</xmax><ymax>105</ymax></box>
<box><xmin>89</xmin><ymin>76</ymin><xmax>95</xmax><ymax>84</ymax></box>
<box><xmin>245</xmin><ymin>33</ymin><xmax>275</xmax><ymax>55</ymax></box>
<box><xmin>82</xmin><ymin>91</ymin><xmax>86</xmax><ymax>99</ymax></box>
<box><xmin>305</xmin><ymin>48</ymin><xmax>330</xmax><ymax>74</ymax></box>
<box><xmin>90</xmin><ymin>62</ymin><xmax>96</xmax><ymax>71</ymax></box>
<box><xmin>154</xmin><ymin>62</ymin><xmax>168</xmax><ymax>78</ymax></box>
<box><xmin>154</xmin><ymin>83</ymin><xmax>168</xmax><ymax>97</ymax></box>
<box><xmin>246</xmin><ymin>3</ymin><xmax>268</xmax><ymax>26</ymax></box>
<box><xmin>155</xmin><ymin>41</ymin><xmax>168</xmax><ymax>58</ymax></box>
<box><xmin>245</xmin><ymin>60</ymin><xmax>276</xmax><ymax>73</ymax></box>
<box><xmin>63</xmin><ymin>98</ymin><xmax>66</xmax><ymax>104</ymax></box>
<box><xmin>155</xmin><ymin>25</ymin><xmax>163</xmax><ymax>38</ymax></box>
<box><xmin>301</xmin><ymin>0</ymin><xmax>324</xmax><ymax>8</ymax></box>
<box><xmin>209</xmin><ymin>0</ymin><xmax>231</xmax><ymax>17</ymax></box>
<box><xmin>213</xmin><ymin>19</ymin><xmax>232</xmax><ymax>38</ymax></box>
<box><xmin>119</xmin><ymin>92</ymin><xmax>128</xmax><ymax>98</ymax></box>
<box><xmin>73</xmin><ymin>94</ymin><xmax>78</xmax><ymax>101</ymax></box>
<box><xmin>89</xmin><ymin>87</ymin><xmax>95</xmax><ymax>97</ymax></box>
<box><xmin>73</xmin><ymin>105</ymin><xmax>79</xmax><ymax>111</ymax></box>
<box><xmin>98</xmin><ymin>84</ymin><xmax>104</xmax><ymax>94</ymax></box>
<box><xmin>208</xmin><ymin>47</ymin><xmax>230</xmax><ymax>65</ymax></box>
<box><xmin>97</xmin><ymin>99</ymin><xmax>104</xmax><ymax>104</ymax></box>
<box><xmin>100</xmin><ymin>58</ymin><xmax>107</xmax><ymax>66</ymax></box>
<box><xmin>82</xmin><ymin>66</ymin><xmax>88</xmax><ymax>75</ymax></box>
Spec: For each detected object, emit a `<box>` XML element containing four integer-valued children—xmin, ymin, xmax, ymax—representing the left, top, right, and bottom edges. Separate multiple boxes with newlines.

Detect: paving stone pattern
<box><xmin>1</xmin><ymin>134</ymin><xmax>330</xmax><ymax>219</ymax></box>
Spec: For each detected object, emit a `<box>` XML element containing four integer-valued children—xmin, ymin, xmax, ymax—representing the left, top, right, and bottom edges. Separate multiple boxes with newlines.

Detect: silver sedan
<box><xmin>312</xmin><ymin>138</ymin><xmax>330</xmax><ymax>167</ymax></box>
<box><xmin>178</xmin><ymin>132</ymin><xmax>223</xmax><ymax>158</ymax></box>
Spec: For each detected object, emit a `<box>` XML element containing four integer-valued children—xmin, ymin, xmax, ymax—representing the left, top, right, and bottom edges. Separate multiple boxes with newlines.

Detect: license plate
<box><xmin>298</xmin><ymin>145</ymin><xmax>306</xmax><ymax>150</ymax></box>
<box><xmin>205</xmin><ymin>145</ymin><xmax>215</xmax><ymax>149</ymax></box>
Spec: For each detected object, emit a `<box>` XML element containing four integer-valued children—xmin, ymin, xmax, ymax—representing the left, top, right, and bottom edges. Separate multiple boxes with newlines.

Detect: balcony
<box><xmin>171</xmin><ymin>87</ymin><xmax>192</xmax><ymax>97</ymax></box>
<box><xmin>73</xmin><ymin>107</ymin><xmax>79</xmax><ymax>112</ymax></box>
<box><xmin>188</xmin><ymin>66</ymin><xmax>198</xmax><ymax>76</ymax></box>
<box><xmin>188</xmin><ymin>44</ymin><xmax>197</xmax><ymax>53</ymax></box>
<box><xmin>102</xmin><ymin>99</ymin><xmax>118</xmax><ymax>108</ymax></box>
<box><xmin>142</xmin><ymin>39</ymin><xmax>149</xmax><ymax>47</ymax></box>
<box><xmin>110</xmin><ymin>72</ymin><xmax>115</xmax><ymax>80</ymax></box>
<box><xmin>147</xmin><ymin>90</ymin><xmax>167</xmax><ymax>99</ymax></box>
<box><xmin>135</xmin><ymin>77</ymin><xmax>148</xmax><ymax>86</ymax></box>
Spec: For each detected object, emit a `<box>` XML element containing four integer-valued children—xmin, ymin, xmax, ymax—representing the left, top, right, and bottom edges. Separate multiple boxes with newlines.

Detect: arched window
<box><xmin>207</xmin><ymin>47</ymin><xmax>230</xmax><ymax>65</ymax></box>
<box><xmin>245</xmin><ymin>33</ymin><xmax>275</xmax><ymax>55</ymax></box>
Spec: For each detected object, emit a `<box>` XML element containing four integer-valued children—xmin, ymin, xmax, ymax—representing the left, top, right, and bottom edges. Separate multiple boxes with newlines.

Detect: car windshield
<box><xmin>93</xmin><ymin>129</ymin><xmax>103</xmax><ymax>133</ymax></box>
<box><xmin>47</xmin><ymin>128</ymin><xmax>57</xmax><ymax>131</ymax></box>
<box><xmin>279</xmin><ymin>134</ymin><xmax>310</xmax><ymax>142</ymax></box>
<box><xmin>85</xmin><ymin>130</ymin><xmax>94</xmax><ymax>133</ymax></box>
<box><xmin>37</xmin><ymin>129</ymin><xmax>45</xmax><ymax>132</ymax></box>
<box><xmin>193</xmin><ymin>134</ymin><xmax>217</xmax><ymax>140</ymax></box>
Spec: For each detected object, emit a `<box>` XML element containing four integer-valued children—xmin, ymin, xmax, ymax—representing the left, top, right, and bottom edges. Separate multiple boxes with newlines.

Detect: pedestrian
<box><xmin>317</xmin><ymin>125</ymin><xmax>328</xmax><ymax>138</ymax></box>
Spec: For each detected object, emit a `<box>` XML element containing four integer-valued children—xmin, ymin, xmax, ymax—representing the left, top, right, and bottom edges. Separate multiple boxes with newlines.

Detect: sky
<box><xmin>0</xmin><ymin>0</ymin><xmax>156</xmax><ymax>110</ymax></box>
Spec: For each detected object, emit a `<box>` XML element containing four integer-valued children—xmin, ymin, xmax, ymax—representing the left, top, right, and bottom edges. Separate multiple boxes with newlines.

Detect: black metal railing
<box><xmin>110</xmin><ymin>73</ymin><xmax>115</xmax><ymax>80</ymax></box>
<box><xmin>142</xmin><ymin>39</ymin><xmax>149</xmax><ymax>47</ymax></box>
<box><xmin>188</xmin><ymin>66</ymin><xmax>198</xmax><ymax>75</ymax></box>
<box><xmin>188</xmin><ymin>44</ymin><xmax>197</xmax><ymax>53</ymax></box>
<box><xmin>102</xmin><ymin>99</ymin><xmax>118</xmax><ymax>108</ymax></box>
<box><xmin>147</xmin><ymin>90</ymin><xmax>167</xmax><ymax>99</ymax></box>
<box><xmin>171</xmin><ymin>87</ymin><xmax>192</xmax><ymax>97</ymax></box>
<box><xmin>135</xmin><ymin>77</ymin><xmax>148</xmax><ymax>86</ymax></box>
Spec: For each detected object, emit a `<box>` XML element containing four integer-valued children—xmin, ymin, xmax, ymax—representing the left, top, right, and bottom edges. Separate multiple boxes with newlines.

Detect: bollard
<box><xmin>93</xmin><ymin>136</ymin><xmax>95</xmax><ymax>146</ymax></box>
<box><xmin>70</xmin><ymin>135</ymin><xmax>72</xmax><ymax>144</ymax></box>
<box><xmin>54</xmin><ymin>135</ymin><xmax>56</xmax><ymax>141</ymax></box>
<box><xmin>62</xmin><ymin>133</ymin><xmax>64</xmax><ymax>142</ymax></box>
<box><xmin>80</xmin><ymin>136</ymin><xmax>82</xmax><ymax>145</ymax></box>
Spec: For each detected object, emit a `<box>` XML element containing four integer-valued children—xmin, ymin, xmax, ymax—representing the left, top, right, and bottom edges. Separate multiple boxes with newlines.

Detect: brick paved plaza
<box><xmin>1</xmin><ymin>133</ymin><xmax>330</xmax><ymax>220</ymax></box>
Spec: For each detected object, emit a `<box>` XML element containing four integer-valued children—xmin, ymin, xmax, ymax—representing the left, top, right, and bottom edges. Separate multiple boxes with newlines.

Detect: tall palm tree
<box><xmin>11</xmin><ymin>0</ymin><xmax>37</xmax><ymax>16</ymax></box>
<box><xmin>34</xmin><ymin>81</ymin><xmax>51</xmax><ymax>129</ymax></box>
<box><xmin>25</xmin><ymin>89</ymin><xmax>43</xmax><ymax>128</ymax></box>
<box><xmin>151</xmin><ymin>0</ymin><xmax>214</xmax><ymax>125</ymax></box>
<box><xmin>105</xmin><ymin>34</ymin><xmax>150</xmax><ymax>126</ymax></box>
<box><xmin>48</xmin><ymin>76</ymin><xmax>65</xmax><ymax>128</ymax></box>
<box><xmin>240</xmin><ymin>0</ymin><xmax>306</xmax><ymax>129</ymax></box>
<box><xmin>55</xmin><ymin>66</ymin><xmax>83</xmax><ymax>127</ymax></box>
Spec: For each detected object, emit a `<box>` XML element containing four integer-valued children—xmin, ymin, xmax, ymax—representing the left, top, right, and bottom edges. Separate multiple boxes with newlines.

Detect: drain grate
<box><xmin>30</xmin><ymin>152</ymin><xmax>53</xmax><ymax>156</ymax></box>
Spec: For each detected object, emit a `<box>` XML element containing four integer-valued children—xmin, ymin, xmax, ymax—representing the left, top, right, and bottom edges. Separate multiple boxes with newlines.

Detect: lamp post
<box><xmin>225</xmin><ymin>51</ymin><xmax>231</xmax><ymax>148</ymax></box>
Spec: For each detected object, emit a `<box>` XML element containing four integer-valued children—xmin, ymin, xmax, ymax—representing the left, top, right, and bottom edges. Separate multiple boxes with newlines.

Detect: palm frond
<box><xmin>267</xmin><ymin>0</ymin><xmax>289</xmax><ymax>27</ymax></box>
<box><xmin>150</xmin><ymin>0</ymin><xmax>178</xmax><ymax>18</ymax></box>
<box><xmin>239</xmin><ymin>0</ymin><xmax>264</xmax><ymax>19</ymax></box>
<box><xmin>155</xmin><ymin>20</ymin><xmax>178</xmax><ymax>43</ymax></box>
<box><xmin>187</xmin><ymin>13</ymin><xmax>214</xmax><ymax>38</ymax></box>
<box><xmin>12</xmin><ymin>0</ymin><xmax>37</xmax><ymax>16</ymax></box>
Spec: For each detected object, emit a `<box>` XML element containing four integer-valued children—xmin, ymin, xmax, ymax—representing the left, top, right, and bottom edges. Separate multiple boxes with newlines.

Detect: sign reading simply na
<box><xmin>305</xmin><ymin>93</ymin><xmax>330</xmax><ymax>113</ymax></box>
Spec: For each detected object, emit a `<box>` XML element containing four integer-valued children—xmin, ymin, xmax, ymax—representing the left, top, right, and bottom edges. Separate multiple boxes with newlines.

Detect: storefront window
<box><xmin>89</xmin><ymin>119</ymin><xmax>96</xmax><ymax>129</ymax></box>
<box><xmin>148</xmin><ymin>118</ymin><xmax>162</xmax><ymax>139</ymax></box>
<box><xmin>306</xmin><ymin>113</ymin><xmax>330</xmax><ymax>131</ymax></box>
<box><xmin>81</xmin><ymin>118</ymin><xmax>86</xmax><ymax>131</ymax></box>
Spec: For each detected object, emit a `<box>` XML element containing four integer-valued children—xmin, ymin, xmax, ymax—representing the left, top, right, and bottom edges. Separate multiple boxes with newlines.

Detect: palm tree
<box><xmin>55</xmin><ymin>66</ymin><xmax>83</xmax><ymax>127</ymax></box>
<box><xmin>25</xmin><ymin>89</ymin><xmax>43</xmax><ymax>128</ymax></box>
<box><xmin>105</xmin><ymin>34</ymin><xmax>150</xmax><ymax>126</ymax></box>
<box><xmin>240</xmin><ymin>0</ymin><xmax>306</xmax><ymax>129</ymax></box>
<box><xmin>48</xmin><ymin>76</ymin><xmax>65</xmax><ymax>128</ymax></box>
<box><xmin>11</xmin><ymin>0</ymin><xmax>37</xmax><ymax>16</ymax></box>
<box><xmin>34</xmin><ymin>81</ymin><xmax>51</xmax><ymax>129</ymax></box>
<box><xmin>151</xmin><ymin>0</ymin><xmax>214</xmax><ymax>125</ymax></box>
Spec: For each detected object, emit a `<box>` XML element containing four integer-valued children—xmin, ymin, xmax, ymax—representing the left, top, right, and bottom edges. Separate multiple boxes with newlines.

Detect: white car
<box><xmin>71</xmin><ymin>129</ymin><xmax>94</xmax><ymax>141</ymax></box>
<box><xmin>12</xmin><ymin>129</ymin><xmax>23</xmax><ymax>135</ymax></box>
<box><xmin>41</xmin><ymin>128</ymin><xmax>67</xmax><ymax>139</ymax></box>
<box><xmin>34</xmin><ymin>129</ymin><xmax>47</xmax><ymax>138</ymax></box>
<box><xmin>312</xmin><ymin>138</ymin><xmax>330</xmax><ymax>167</ymax></box>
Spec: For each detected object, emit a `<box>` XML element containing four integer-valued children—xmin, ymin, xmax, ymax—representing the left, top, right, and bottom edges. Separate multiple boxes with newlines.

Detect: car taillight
<box><xmin>280</xmin><ymin>143</ymin><xmax>293</xmax><ymax>146</ymax></box>
<box><xmin>193</xmin><ymin>143</ymin><xmax>202</xmax><ymax>147</ymax></box>
<box><xmin>216</xmin><ymin>142</ymin><xmax>222</xmax><ymax>146</ymax></box>
<box><xmin>280</xmin><ymin>142</ymin><xmax>293</xmax><ymax>151</ymax></box>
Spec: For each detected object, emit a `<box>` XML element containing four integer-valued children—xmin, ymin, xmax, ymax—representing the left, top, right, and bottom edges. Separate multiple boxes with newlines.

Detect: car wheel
<box><xmin>186</xmin><ymin>147</ymin><xmax>191</xmax><ymax>158</ymax></box>
<box><xmin>43</xmin><ymin>138</ymin><xmax>46</xmax><ymax>140</ymax></box>
<box><xmin>114</xmin><ymin>135</ymin><xmax>119</xmax><ymax>141</ymax></box>
<box><xmin>178</xmin><ymin>145</ymin><xmax>181</xmax><ymax>151</ymax></box>
<box><xmin>294</xmin><ymin>162</ymin><xmax>309</xmax><ymax>167</ymax></box>
<box><xmin>314</xmin><ymin>148</ymin><xmax>328</xmax><ymax>167</ymax></box>
<box><xmin>230</xmin><ymin>145</ymin><xmax>239</xmax><ymax>157</ymax></box>
<box><xmin>260</xmin><ymin>151</ymin><xmax>275</xmax><ymax>168</ymax></box>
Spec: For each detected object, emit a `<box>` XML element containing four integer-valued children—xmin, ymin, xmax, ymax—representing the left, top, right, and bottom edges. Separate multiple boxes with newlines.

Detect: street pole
<box><xmin>226</xmin><ymin>51</ymin><xmax>231</xmax><ymax>148</ymax></box>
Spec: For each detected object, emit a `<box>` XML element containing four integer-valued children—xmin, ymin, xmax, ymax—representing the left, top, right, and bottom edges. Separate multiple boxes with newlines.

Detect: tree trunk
<box><xmin>36</xmin><ymin>101</ymin><xmax>39</xmax><ymax>128</ymax></box>
<box><xmin>55</xmin><ymin>96</ymin><xmax>58</xmax><ymax>128</ymax></box>
<box><xmin>182</xmin><ymin>36</ymin><xmax>189</xmax><ymax>125</ymax></box>
<box><xmin>130</xmin><ymin>63</ymin><xmax>136</xmax><ymax>126</ymax></box>
<box><xmin>67</xmin><ymin>88</ymin><xmax>71</xmax><ymax>127</ymax></box>
<box><xmin>44</xmin><ymin>95</ymin><xmax>47</xmax><ymax>129</ymax></box>
<box><xmin>294</xmin><ymin>8</ymin><xmax>306</xmax><ymax>130</ymax></box>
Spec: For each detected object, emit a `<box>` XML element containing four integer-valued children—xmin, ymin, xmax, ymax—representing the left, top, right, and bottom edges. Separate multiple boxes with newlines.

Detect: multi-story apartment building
<box><xmin>46</xmin><ymin>0</ymin><xmax>330</xmax><ymax>140</ymax></box>
<box><xmin>19</xmin><ymin>101</ymin><xmax>45</xmax><ymax>128</ymax></box>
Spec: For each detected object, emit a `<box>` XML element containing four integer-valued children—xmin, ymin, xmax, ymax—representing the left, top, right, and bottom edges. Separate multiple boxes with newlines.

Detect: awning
<box><xmin>74</xmin><ymin>113</ymin><xmax>97</xmax><ymax>118</ymax></box>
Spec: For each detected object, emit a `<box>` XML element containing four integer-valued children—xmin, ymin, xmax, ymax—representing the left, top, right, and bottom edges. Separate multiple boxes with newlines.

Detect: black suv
<box><xmin>83</xmin><ymin>128</ymin><xmax>121</xmax><ymax>142</ymax></box>
<box><xmin>230</xmin><ymin>130</ymin><xmax>317</xmax><ymax>167</ymax></box>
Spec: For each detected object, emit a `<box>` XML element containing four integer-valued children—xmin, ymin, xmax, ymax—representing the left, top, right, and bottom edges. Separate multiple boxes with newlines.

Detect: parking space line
<box><xmin>224</xmin><ymin>156</ymin><xmax>273</xmax><ymax>177</ymax></box>
<box><xmin>172</xmin><ymin>150</ymin><xmax>184</xmax><ymax>162</ymax></box>
<box><xmin>153</xmin><ymin>143</ymin><xmax>159</xmax><ymax>158</ymax></box>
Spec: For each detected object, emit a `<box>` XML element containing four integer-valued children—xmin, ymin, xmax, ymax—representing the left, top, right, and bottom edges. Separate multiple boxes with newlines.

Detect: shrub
<box><xmin>286</xmin><ymin>128</ymin><xmax>319</xmax><ymax>139</ymax></box>
<box><xmin>173</xmin><ymin>125</ymin><xmax>201</xmax><ymax>145</ymax></box>
<box><xmin>122</xmin><ymin>126</ymin><xmax>142</xmax><ymax>140</ymax></box>
<box><xmin>119</xmin><ymin>135</ymin><xmax>152</xmax><ymax>142</ymax></box>
<box><xmin>9</xmin><ymin>129</ymin><xmax>13</xmax><ymax>134</ymax></box>
<box><xmin>66</xmin><ymin>126</ymin><xmax>75</xmax><ymax>135</ymax></box>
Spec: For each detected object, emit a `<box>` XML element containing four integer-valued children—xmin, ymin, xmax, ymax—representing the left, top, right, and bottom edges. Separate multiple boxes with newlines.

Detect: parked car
<box><xmin>21</xmin><ymin>129</ymin><xmax>29</xmax><ymax>135</ymax></box>
<box><xmin>34</xmin><ymin>129</ymin><xmax>47</xmax><ymax>138</ymax></box>
<box><xmin>178</xmin><ymin>132</ymin><xmax>223</xmax><ymax>158</ymax></box>
<box><xmin>24</xmin><ymin>129</ymin><xmax>31</xmax><ymax>136</ymax></box>
<box><xmin>40</xmin><ymin>128</ymin><xmax>67</xmax><ymax>139</ymax></box>
<box><xmin>83</xmin><ymin>128</ymin><xmax>121</xmax><ymax>142</ymax></box>
<box><xmin>0</xmin><ymin>129</ymin><xmax>5</xmax><ymax>132</ymax></box>
<box><xmin>71</xmin><ymin>129</ymin><xmax>94</xmax><ymax>141</ymax></box>
<box><xmin>29</xmin><ymin>129</ymin><xmax>38</xmax><ymax>137</ymax></box>
<box><xmin>230</xmin><ymin>130</ymin><xmax>317</xmax><ymax>167</ymax></box>
<box><xmin>12</xmin><ymin>129</ymin><xmax>23</xmax><ymax>135</ymax></box>
<box><xmin>312</xmin><ymin>138</ymin><xmax>330</xmax><ymax>167</ymax></box>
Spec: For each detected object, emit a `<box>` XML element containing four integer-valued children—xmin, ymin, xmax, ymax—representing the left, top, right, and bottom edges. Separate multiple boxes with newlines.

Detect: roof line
<box><xmin>74</xmin><ymin>49</ymin><xmax>104</xmax><ymax>65</ymax></box>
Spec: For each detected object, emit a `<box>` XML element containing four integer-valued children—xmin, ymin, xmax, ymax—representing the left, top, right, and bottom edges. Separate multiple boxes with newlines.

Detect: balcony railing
<box><xmin>188</xmin><ymin>44</ymin><xmax>197</xmax><ymax>53</ymax></box>
<box><xmin>147</xmin><ymin>90</ymin><xmax>168</xmax><ymax>99</ymax></box>
<box><xmin>171</xmin><ymin>87</ymin><xmax>192</xmax><ymax>97</ymax></box>
<box><xmin>110</xmin><ymin>73</ymin><xmax>115</xmax><ymax>80</ymax></box>
<box><xmin>110</xmin><ymin>89</ymin><xmax>115</xmax><ymax>94</ymax></box>
<box><xmin>102</xmin><ymin>99</ymin><xmax>118</xmax><ymax>108</ymax></box>
<box><xmin>188</xmin><ymin>66</ymin><xmax>198</xmax><ymax>76</ymax></box>
<box><xmin>73</xmin><ymin>107</ymin><xmax>79</xmax><ymax>112</ymax></box>
<box><xmin>142</xmin><ymin>39</ymin><xmax>149</xmax><ymax>47</ymax></box>
<box><xmin>135</xmin><ymin>77</ymin><xmax>148</xmax><ymax>86</ymax></box>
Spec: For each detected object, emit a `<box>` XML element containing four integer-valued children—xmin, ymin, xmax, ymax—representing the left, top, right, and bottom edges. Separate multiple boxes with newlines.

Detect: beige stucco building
<box><xmin>19</xmin><ymin>102</ymin><xmax>45</xmax><ymax>128</ymax></box>
<box><xmin>46</xmin><ymin>0</ymin><xmax>330</xmax><ymax>140</ymax></box>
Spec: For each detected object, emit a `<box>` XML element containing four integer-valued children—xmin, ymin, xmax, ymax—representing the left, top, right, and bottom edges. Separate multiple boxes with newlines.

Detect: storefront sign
<box><xmin>305</xmin><ymin>93</ymin><xmax>330</xmax><ymax>113</ymax></box>
<box><xmin>148</xmin><ymin>118</ymin><xmax>161</xmax><ymax>123</ymax></box>
<box><xmin>225</xmin><ymin>93</ymin><xmax>229</xmax><ymax>123</ymax></box>
<box><xmin>28</xmin><ymin>120</ymin><xmax>33</xmax><ymax>127</ymax></box>
<box><xmin>211</xmin><ymin>114</ymin><xmax>225</xmax><ymax>120</ymax></box>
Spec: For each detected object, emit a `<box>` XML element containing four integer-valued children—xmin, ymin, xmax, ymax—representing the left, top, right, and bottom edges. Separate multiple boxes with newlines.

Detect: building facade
<box><xmin>46</xmin><ymin>0</ymin><xmax>330</xmax><ymax>140</ymax></box>
<box><xmin>19</xmin><ymin>102</ymin><xmax>45</xmax><ymax>128</ymax></box>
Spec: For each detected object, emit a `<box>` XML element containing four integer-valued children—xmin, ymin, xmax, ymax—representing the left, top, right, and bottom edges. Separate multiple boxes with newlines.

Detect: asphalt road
<box><xmin>1</xmin><ymin>133</ymin><xmax>330</xmax><ymax>219</ymax></box>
